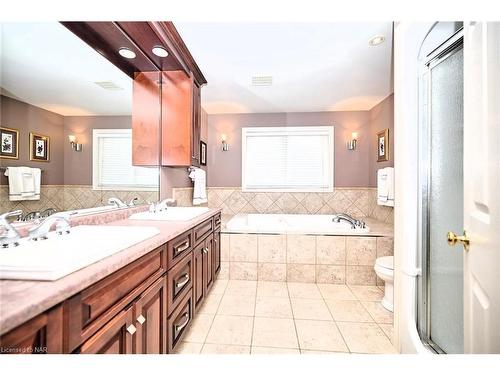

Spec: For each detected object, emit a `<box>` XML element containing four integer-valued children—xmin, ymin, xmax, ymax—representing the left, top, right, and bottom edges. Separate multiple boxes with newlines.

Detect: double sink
<box><xmin>0</xmin><ymin>207</ymin><xmax>210</xmax><ymax>281</ymax></box>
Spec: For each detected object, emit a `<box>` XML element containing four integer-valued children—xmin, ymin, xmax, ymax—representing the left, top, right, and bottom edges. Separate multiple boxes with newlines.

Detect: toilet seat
<box><xmin>375</xmin><ymin>256</ymin><xmax>393</xmax><ymax>270</ymax></box>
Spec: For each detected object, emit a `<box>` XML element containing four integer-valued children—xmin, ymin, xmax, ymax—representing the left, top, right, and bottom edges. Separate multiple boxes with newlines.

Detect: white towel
<box><xmin>377</xmin><ymin>167</ymin><xmax>394</xmax><ymax>207</ymax></box>
<box><xmin>188</xmin><ymin>167</ymin><xmax>207</xmax><ymax>206</ymax></box>
<box><xmin>4</xmin><ymin>167</ymin><xmax>41</xmax><ymax>201</ymax></box>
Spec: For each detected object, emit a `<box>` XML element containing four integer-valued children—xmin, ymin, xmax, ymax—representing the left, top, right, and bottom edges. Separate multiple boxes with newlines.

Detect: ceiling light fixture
<box><xmin>118</xmin><ymin>47</ymin><xmax>136</xmax><ymax>59</ymax></box>
<box><xmin>369</xmin><ymin>35</ymin><xmax>385</xmax><ymax>46</ymax></box>
<box><xmin>152</xmin><ymin>46</ymin><xmax>169</xmax><ymax>57</ymax></box>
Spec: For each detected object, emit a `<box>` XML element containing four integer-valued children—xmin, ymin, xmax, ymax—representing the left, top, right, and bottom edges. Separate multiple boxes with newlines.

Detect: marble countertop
<box><xmin>0</xmin><ymin>208</ymin><xmax>221</xmax><ymax>336</ymax></box>
<box><xmin>220</xmin><ymin>214</ymin><xmax>393</xmax><ymax>237</ymax></box>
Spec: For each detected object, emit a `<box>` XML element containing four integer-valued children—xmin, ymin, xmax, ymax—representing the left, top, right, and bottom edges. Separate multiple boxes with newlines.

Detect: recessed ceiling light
<box><xmin>152</xmin><ymin>46</ymin><xmax>169</xmax><ymax>57</ymax></box>
<box><xmin>118</xmin><ymin>47</ymin><xmax>136</xmax><ymax>59</ymax></box>
<box><xmin>369</xmin><ymin>35</ymin><xmax>385</xmax><ymax>46</ymax></box>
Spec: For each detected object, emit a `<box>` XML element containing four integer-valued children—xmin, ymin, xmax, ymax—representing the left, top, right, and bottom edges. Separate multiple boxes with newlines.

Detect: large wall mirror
<box><xmin>0</xmin><ymin>22</ymin><xmax>160</xmax><ymax>221</ymax></box>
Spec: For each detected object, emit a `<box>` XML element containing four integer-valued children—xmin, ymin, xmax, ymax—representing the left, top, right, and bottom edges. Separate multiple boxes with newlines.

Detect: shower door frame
<box><xmin>417</xmin><ymin>29</ymin><xmax>464</xmax><ymax>354</ymax></box>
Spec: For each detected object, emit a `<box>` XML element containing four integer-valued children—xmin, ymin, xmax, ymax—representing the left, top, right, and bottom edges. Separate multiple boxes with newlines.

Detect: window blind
<box><xmin>93</xmin><ymin>129</ymin><xmax>158</xmax><ymax>190</ymax></box>
<box><xmin>242</xmin><ymin>126</ymin><xmax>334</xmax><ymax>192</ymax></box>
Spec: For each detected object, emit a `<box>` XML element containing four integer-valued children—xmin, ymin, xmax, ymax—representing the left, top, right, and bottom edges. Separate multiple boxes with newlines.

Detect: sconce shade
<box><xmin>68</xmin><ymin>135</ymin><xmax>77</xmax><ymax>143</ymax></box>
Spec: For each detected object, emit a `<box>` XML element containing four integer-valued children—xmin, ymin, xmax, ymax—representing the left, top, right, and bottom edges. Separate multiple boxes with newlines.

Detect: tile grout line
<box><xmin>199</xmin><ymin>280</ymin><xmax>227</xmax><ymax>352</ymax></box>
<box><xmin>320</xmin><ymin>283</ymin><xmax>352</xmax><ymax>354</ymax></box>
<box><xmin>286</xmin><ymin>281</ymin><xmax>302</xmax><ymax>353</ymax></box>
<box><xmin>249</xmin><ymin>281</ymin><xmax>257</xmax><ymax>352</ymax></box>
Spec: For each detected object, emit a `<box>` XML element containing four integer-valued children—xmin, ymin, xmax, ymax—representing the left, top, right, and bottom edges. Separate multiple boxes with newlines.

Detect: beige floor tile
<box><xmin>201</xmin><ymin>344</ymin><xmax>251</xmax><ymax>354</ymax></box>
<box><xmin>182</xmin><ymin>314</ymin><xmax>215</xmax><ymax>343</ymax></box>
<box><xmin>317</xmin><ymin>284</ymin><xmax>357</xmax><ymax>300</ymax></box>
<box><xmin>257</xmin><ymin>281</ymin><xmax>289</xmax><ymax>298</ymax></box>
<box><xmin>173</xmin><ymin>342</ymin><xmax>203</xmax><ymax>354</ymax></box>
<box><xmin>361</xmin><ymin>301</ymin><xmax>394</xmax><ymax>324</ymax></box>
<box><xmin>325</xmin><ymin>300</ymin><xmax>373</xmax><ymax>323</ymax></box>
<box><xmin>287</xmin><ymin>282</ymin><xmax>322</xmax><ymax>299</ymax></box>
<box><xmin>349</xmin><ymin>285</ymin><xmax>384</xmax><ymax>301</ymax></box>
<box><xmin>252</xmin><ymin>317</ymin><xmax>299</xmax><ymax>348</ymax></box>
<box><xmin>211</xmin><ymin>279</ymin><xmax>229</xmax><ymax>294</ymax></box>
<box><xmin>337</xmin><ymin>322</ymin><xmax>396</xmax><ymax>354</ymax></box>
<box><xmin>251</xmin><ymin>346</ymin><xmax>301</xmax><ymax>354</ymax></box>
<box><xmin>205</xmin><ymin>315</ymin><xmax>254</xmax><ymax>346</ymax></box>
<box><xmin>300</xmin><ymin>350</ymin><xmax>349</xmax><ymax>354</ymax></box>
<box><xmin>217</xmin><ymin>293</ymin><xmax>256</xmax><ymax>316</ymax></box>
<box><xmin>290</xmin><ymin>298</ymin><xmax>332</xmax><ymax>320</ymax></box>
<box><xmin>225</xmin><ymin>280</ymin><xmax>257</xmax><ymax>296</ymax></box>
<box><xmin>255</xmin><ymin>296</ymin><xmax>293</xmax><ymax>318</ymax></box>
<box><xmin>379</xmin><ymin>323</ymin><xmax>394</xmax><ymax>343</ymax></box>
<box><xmin>197</xmin><ymin>293</ymin><xmax>223</xmax><ymax>314</ymax></box>
<box><xmin>295</xmin><ymin>320</ymin><xmax>348</xmax><ymax>352</ymax></box>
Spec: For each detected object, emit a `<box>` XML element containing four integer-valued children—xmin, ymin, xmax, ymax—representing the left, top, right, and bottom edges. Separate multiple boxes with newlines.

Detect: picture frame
<box><xmin>0</xmin><ymin>127</ymin><xmax>19</xmax><ymax>159</ymax></box>
<box><xmin>200</xmin><ymin>140</ymin><xmax>207</xmax><ymax>166</ymax></box>
<box><xmin>377</xmin><ymin>129</ymin><xmax>390</xmax><ymax>162</ymax></box>
<box><xmin>29</xmin><ymin>132</ymin><xmax>50</xmax><ymax>162</ymax></box>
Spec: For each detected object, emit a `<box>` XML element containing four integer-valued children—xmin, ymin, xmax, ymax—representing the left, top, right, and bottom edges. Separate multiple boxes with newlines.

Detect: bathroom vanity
<box><xmin>0</xmin><ymin>209</ymin><xmax>222</xmax><ymax>354</ymax></box>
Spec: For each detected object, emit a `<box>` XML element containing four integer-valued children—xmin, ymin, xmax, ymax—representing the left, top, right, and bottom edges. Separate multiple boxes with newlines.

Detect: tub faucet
<box><xmin>28</xmin><ymin>212</ymin><xmax>71</xmax><ymax>241</ymax></box>
<box><xmin>108</xmin><ymin>197</ymin><xmax>128</xmax><ymax>208</ymax></box>
<box><xmin>0</xmin><ymin>210</ymin><xmax>23</xmax><ymax>248</ymax></box>
<box><xmin>332</xmin><ymin>213</ymin><xmax>365</xmax><ymax>229</ymax></box>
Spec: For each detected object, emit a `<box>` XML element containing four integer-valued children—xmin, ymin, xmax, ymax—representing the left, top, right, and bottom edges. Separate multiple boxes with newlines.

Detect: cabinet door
<box><xmin>203</xmin><ymin>234</ymin><xmax>214</xmax><ymax>295</ymax></box>
<box><xmin>134</xmin><ymin>276</ymin><xmax>167</xmax><ymax>354</ymax></box>
<box><xmin>191</xmin><ymin>82</ymin><xmax>201</xmax><ymax>166</ymax></box>
<box><xmin>193</xmin><ymin>242</ymin><xmax>205</xmax><ymax>310</ymax></box>
<box><xmin>0</xmin><ymin>304</ymin><xmax>63</xmax><ymax>354</ymax></box>
<box><xmin>214</xmin><ymin>229</ymin><xmax>221</xmax><ymax>276</ymax></box>
<box><xmin>79</xmin><ymin>306</ymin><xmax>134</xmax><ymax>354</ymax></box>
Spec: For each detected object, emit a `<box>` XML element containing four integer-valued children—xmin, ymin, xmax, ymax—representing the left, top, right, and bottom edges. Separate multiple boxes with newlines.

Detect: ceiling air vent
<box><xmin>94</xmin><ymin>81</ymin><xmax>124</xmax><ymax>91</ymax></box>
<box><xmin>251</xmin><ymin>75</ymin><xmax>273</xmax><ymax>86</ymax></box>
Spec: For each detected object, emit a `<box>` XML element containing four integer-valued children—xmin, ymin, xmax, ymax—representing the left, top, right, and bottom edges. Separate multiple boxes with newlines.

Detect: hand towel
<box><xmin>188</xmin><ymin>167</ymin><xmax>207</xmax><ymax>206</ymax></box>
<box><xmin>4</xmin><ymin>167</ymin><xmax>41</xmax><ymax>201</ymax></box>
<box><xmin>377</xmin><ymin>167</ymin><xmax>394</xmax><ymax>207</ymax></box>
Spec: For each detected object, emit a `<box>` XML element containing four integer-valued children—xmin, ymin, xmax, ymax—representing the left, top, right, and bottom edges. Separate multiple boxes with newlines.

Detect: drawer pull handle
<box><xmin>175</xmin><ymin>274</ymin><xmax>190</xmax><ymax>288</ymax></box>
<box><xmin>176</xmin><ymin>241</ymin><xmax>190</xmax><ymax>253</ymax></box>
<box><xmin>174</xmin><ymin>313</ymin><xmax>190</xmax><ymax>332</ymax></box>
<box><xmin>126</xmin><ymin>324</ymin><xmax>137</xmax><ymax>335</ymax></box>
<box><xmin>137</xmin><ymin>315</ymin><xmax>146</xmax><ymax>325</ymax></box>
<box><xmin>203</xmin><ymin>247</ymin><xmax>209</xmax><ymax>254</ymax></box>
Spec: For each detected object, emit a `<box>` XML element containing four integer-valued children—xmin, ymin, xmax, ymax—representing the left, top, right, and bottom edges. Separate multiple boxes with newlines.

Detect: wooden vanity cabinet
<box><xmin>0</xmin><ymin>304</ymin><xmax>63</xmax><ymax>354</ymax></box>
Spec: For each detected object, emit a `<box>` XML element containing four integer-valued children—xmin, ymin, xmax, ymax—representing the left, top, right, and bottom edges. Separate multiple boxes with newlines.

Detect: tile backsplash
<box><xmin>173</xmin><ymin>187</ymin><xmax>393</xmax><ymax>223</ymax></box>
<box><xmin>0</xmin><ymin>185</ymin><xmax>158</xmax><ymax>215</ymax></box>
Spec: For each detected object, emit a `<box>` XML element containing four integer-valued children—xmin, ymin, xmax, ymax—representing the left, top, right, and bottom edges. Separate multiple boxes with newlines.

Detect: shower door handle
<box><xmin>447</xmin><ymin>230</ymin><xmax>470</xmax><ymax>251</ymax></box>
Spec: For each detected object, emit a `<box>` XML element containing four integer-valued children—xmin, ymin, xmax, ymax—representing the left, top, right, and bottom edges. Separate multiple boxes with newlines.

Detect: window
<box><xmin>242</xmin><ymin>126</ymin><xmax>334</xmax><ymax>192</ymax></box>
<box><xmin>92</xmin><ymin>129</ymin><xmax>158</xmax><ymax>191</ymax></box>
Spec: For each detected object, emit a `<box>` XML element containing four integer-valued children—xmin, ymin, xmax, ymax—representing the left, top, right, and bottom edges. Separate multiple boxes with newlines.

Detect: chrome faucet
<box><xmin>0</xmin><ymin>210</ymin><xmax>23</xmax><ymax>248</ymax></box>
<box><xmin>128</xmin><ymin>197</ymin><xmax>139</xmax><ymax>206</ymax></box>
<box><xmin>332</xmin><ymin>213</ymin><xmax>365</xmax><ymax>229</ymax></box>
<box><xmin>108</xmin><ymin>197</ymin><xmax>128</xmax><ymax>208</ymax></box>
<box><xmin>28</xmin><ymin>212</ymin><xmax>71</xmax><ymax>241</ymax></box>
<box><xmin>150</xmin><ymin>198</ymin><xmax>176</xmax><ymax>213</ymax></box>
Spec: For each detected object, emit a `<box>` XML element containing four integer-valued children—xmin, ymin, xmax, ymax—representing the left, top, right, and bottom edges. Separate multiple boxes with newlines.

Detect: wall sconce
<box><xmin>68</xmin><ymin>135</ymin><xmax>82</xmax><ymax>152</ymax></box>
<box><xmin>221</xmin><ymin>133</ymin><xmax>229</xmax><ymax>151</ymax></box>
<box><xmin>347</xmin><ymin>132</ymin><xmax>358</xmax><ymax>150</ymax></box>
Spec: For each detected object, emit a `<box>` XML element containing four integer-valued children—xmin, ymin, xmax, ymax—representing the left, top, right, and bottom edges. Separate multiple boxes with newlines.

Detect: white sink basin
<box><xmin>0</xmin><ymin>225</ymin><xmax>160</xmax><ymax>281</ymax></box>
<box><xmin>129</xmin><ymin>207</ymin><xmax>210</xmax><ymax>221</ymax></box>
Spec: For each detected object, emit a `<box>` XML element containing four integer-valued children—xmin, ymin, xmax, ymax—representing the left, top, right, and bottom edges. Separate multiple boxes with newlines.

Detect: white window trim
<box><xmin>92</xmin><ymin>129</ymin><xmax>158</xmax><ymax>191</ymax></box>
<box><xmin>241</xmin><ymin>126</ymin><xmax>334</xmax><ymax>193</ymax></box>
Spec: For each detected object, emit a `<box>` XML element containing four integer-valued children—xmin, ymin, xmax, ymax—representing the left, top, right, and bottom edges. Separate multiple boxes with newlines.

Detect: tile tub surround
<box><xmin>218</xmin><ymin>233</ymin><xmax>394</xmax><ymax>286</ymax></box>
<box><xmin>175</xmin><ymin>281</ymin><xmax>395</xmax><ymax>354</ymax></box>
<box><xmin>0</xmin><ymin>208</ymin><xmax>222</xmax><ymax>336</ymax></box>
<box><xmin>173</xmin><ymin>187</ymin><xmax>394</xmax><ymax>224</ymax></box>
<box><xmin>0</xmin><ymin>184</ymin><xmax>159</xmax><ymax>216</ymax></box>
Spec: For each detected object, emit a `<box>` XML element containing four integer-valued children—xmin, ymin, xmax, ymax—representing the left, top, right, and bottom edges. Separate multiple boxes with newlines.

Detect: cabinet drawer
<box><xmin>214</xmin><ymin>213</ymin><xmax>221</xmax><ymax>229</ymax></box>
<box><xmin>193</xmin><ymin>218</ymin><xmax>213</xmax><ymax>245</ymax></box>
<box><xmin>167</xmin><ymin>292</ymin><xmax>193</xmax><ymax>353</ymax></box>
<box><xmin>166</xmin><ymin>230</ymin><xmax>193</xmax><ymax>269</ymax></box>
<box><xmin>167</xmin><ymin>253</ymin><xmax>193</xmax><ymax>316</ymax></box>
<box><xmin>66</xmin><ymin>246</ymin><xmax>166</xmax><ymax>352</ymax></box>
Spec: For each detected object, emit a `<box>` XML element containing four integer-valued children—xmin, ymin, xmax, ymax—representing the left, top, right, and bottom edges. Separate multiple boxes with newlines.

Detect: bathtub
<box><xmin>225</xmin><ymin>213</ymin><xmax>370</xmax><ymax>235</ymax></box>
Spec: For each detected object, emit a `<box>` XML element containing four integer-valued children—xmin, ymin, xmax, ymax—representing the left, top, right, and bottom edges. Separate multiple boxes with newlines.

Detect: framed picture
<box><xmin>0</xmin><ymin>127</ymin><xmax>19</xmax><ymax>159</ymax></box>
<box><xmin>29</xmin><ymin>132</ymin><xmax>50</xmax><ymax>162</ymax></box>
<box><xmin>377</xmin><ymin>129</ymin><xmax>390</xmax><ymax>162</ymax></box>
<box><xmin>200</xmin><ymin>140</ymin><xmax>207</xmax><ymax>166</ymax></box>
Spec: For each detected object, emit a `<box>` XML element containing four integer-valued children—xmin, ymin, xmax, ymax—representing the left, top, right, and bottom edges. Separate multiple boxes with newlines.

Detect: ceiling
<box><xmin>175</xmin><ymin>22</ymin><xmax>393</xmax><ymax>114</ymax></box>
<box><xmin>1</xmin><ymin>22</ymin><xmax>132</xmax><ymax>116</ymax></box>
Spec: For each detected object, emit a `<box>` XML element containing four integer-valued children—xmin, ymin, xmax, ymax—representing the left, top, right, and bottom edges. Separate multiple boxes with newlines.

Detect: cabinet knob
<box><xmin>137</xmin><ymin>314</ymin><xmax>146</xmax><ymax>325</ymax></box>
<box><xmin>126</xmin><ymin>324</ymin><xmax>137</xmax><ymax>335</ymax></box>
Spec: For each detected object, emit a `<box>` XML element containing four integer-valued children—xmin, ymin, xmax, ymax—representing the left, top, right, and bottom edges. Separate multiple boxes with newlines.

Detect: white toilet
<box><xmin>374</xmin><ymin>256</ymin><xmax>394</xmax><ymax>312</ymax></box>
